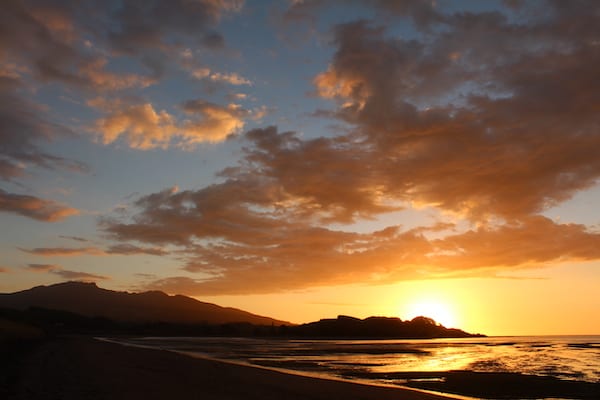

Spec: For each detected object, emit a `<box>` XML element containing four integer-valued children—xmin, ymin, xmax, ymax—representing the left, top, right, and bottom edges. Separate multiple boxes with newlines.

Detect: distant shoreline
<box><xmin>101</xmin><ymin>335</ymin><xmax>600</xmax><ymax>399</ymax></box>
<box><xmin>98</xmin><ymin>337</ymin><xmax>474</xmax><ymax>399</ymax></box>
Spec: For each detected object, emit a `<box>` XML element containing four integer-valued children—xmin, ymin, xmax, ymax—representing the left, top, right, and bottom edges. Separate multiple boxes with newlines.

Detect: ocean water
<box><xmin>115</xmin><ymin>335</ymin><xmax>600</xmax><ymax>386</ymax></box>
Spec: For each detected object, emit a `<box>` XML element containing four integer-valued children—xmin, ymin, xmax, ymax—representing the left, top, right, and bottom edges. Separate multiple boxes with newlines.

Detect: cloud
<box><xmin>92</xmin><ymin>98</ymin><xmax>247</xmax><ymax>149</ymax></box>
<box><xmin>105</xmin><ymin>243</ymin><xmax>168</xmax><ymax>256</ymax></box>
<box><xmin>0</xmin><ymin>76</ymin><xmax>82</xmax><ymax>222</ymax></box>
<box><xmin>105</xmin><ymin>0</ymin><xmax>243</xmax><ymax>54</ymax></box>
<box><xmin>227</xmin><ymin>92</ymin><xmax>248</xmax><ymax>100</ymax></box>
<box><xmin>308</xmin><ymin>8</ymin><xmax>600</xmax><ymax>220</ymax></box>
<box><xmin>0</xmin><ymin>77</ymin><xmax>86</xmax><ymax>178</ymax></box>
<box><xmin>281</xmin><ymin>0</ymin><xmax>442</xmax><ymax>34</ymax></box>
<box><xmin>20</xmin><ymin>247</ymin><xmax>105</xmax><ymax>257</ymax></box>
<box><xmin>25</xmin><ymin>263</ymin><xmax>109</xmax><ymax>281</ymax></box>
<box><xmin>58</xmin><ymin>235</ymin><xmax>89</xmax><ymax>242</ymax></box>
<box><xmin>0</xmin><ymin>1</ymin><xmax>243</xmax><ymax>91</ymax></box>
<box><xmin>0</xmin><ymin>189</ymin><xmax>79</xmax><ymax>222</ymax></box>
<box><xmin>27</xmin><ymin>263</ymin><xmax>58</xmax><ymax>272</ymax></box>
<box><xmin>51</xmin><ymin>269</ymin><xmax>109</xmax><ymax>281</ymax></box>
<box><xmin>93</xmin><ymin>102</ymin><xmax>176</xmax><ymax>149</ymax></box>
<box><xmin>124</xmin><ymin>212</ymin><xmax>600</xmax><ymax>296</ymax></box>
<box><xmin>185</xmin><ymin>65</ymin><xmax>252</xmax><ymax>86</ymax></box>
<box><xmin>191</xmin><ymin>68</ymin><xmax>212</xmax><ymax>79</ymax></box>
<box><xmin>20</xmin><ymin>244</ymin><xmax>167</xmax><ymax>257</ymax></box>
<box><xmin>98</xmin><ymin>2</ymin><xmax>600</xmax><ymax>294</ymax></box>
<box><xmin>209</xmin><ymin>72</ymin><xmax>252</xmax><ymax>85</ymax></box>
<box><xmin>180</xmin><ymin>100</ymin><xmax>247</xmax><ymax>143</ymax></box>
<box><xmin>426</xmin><ymin>216</ymin><xmax>600</xmax><ymax>271</ymax></box>
<box><xmin>0</xmin><ymin>1</ymin><xmax>155</xmax><ymax>91</ymax></box>
<box><xmin>98</xmin><ymin>167</ymin><xmax>597</xmax><ymax>295</ymax></box>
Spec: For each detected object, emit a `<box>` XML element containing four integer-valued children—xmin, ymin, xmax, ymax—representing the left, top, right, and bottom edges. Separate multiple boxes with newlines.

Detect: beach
<box><xmin>4</xmin><ymin>337</ymin><xmax>457</xmax><ymax>400</ymax></box>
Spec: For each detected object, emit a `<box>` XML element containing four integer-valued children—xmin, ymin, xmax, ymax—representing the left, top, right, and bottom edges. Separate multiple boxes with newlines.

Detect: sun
<box><xmin>404</xmin><ymin>299</ymin><xmax>457</xmax><ymax>328</ymax></box>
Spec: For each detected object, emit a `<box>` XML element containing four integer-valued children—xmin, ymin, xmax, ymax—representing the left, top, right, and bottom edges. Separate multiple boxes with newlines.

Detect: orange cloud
<box><xmin>94</xmin><ymin>103</ymin><xmax>176</xmax><ymax>149</ymax></box>
<box><xmin>0</xmin><ymin>189</ymin><xmax>78</xmax><ymax>222</ymax></box>
<box><xmin>92</xmin><ymin>99</ymin><xmax>247</xmax><ymax>149</ymax></box>
<box><xmin>102</xmin><ymin>173</ymin><xmax>600</xmax><ymax>295</ymax></box>
<box><xmin>20</xmin><ymin>247</ymin><xmax>105</xmax><ymax>257</ymax></box>
<box><xmin>106</xmin><ymin>244</ymin><xmax>168</xmax><ymax>256</ymax></box>
<box><xmin>180</xmin><ymin>100</ymin><xmax>247</xmax><ymax>144</ymax></box>
<box><xmin>100</xmin><ymin>2</ymin><xmax>600</xmax><ymax>294</ymax></box>
<box><xmin>19</xmin><ymin>244</ymin><xmax>167</xmax><ymax>257</ymax></box>
<box><xmin>308</xmin><ymin>13</ymin><xmax>600</xmax><ymax>220</ymax></box>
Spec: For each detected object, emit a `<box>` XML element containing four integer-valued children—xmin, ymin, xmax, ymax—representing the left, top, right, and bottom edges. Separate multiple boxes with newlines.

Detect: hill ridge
<box><xmin>0</xmin><ymin>281</ymin><xmax>291</xmax><ymax>326</ymax></box>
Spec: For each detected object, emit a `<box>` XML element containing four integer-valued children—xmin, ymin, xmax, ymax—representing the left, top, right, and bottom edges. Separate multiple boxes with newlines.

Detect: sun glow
<box><xmin>404</xmin><ymin>299</ymin><xmax>457</xmax><ymax>328</ymax></box>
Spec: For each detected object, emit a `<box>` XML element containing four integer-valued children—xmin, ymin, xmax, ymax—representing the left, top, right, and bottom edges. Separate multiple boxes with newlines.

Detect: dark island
<box><xmin>288</xmin><ymin>314</ymin><xmax>483</xmax><ymax>338</ymax></box>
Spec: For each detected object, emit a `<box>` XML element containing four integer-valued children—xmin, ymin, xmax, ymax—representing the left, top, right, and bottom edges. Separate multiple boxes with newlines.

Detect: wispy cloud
<box><xmin>20</xmin><ymin>244</ymin><xmax>167</xmax><ymax>257</ymax></box>
<box><xmin>0</xmin><ymin>69</ymin><xmax>83</xmax><ymax>222</ymax></box>
<box><xmin>58</xmin><ymin>235</ymin><xmax>89</xmax><ymax>243</ymax></box>
<box><xmin>0</xmin><ymin>189</ymin><xmax>79</xmax><ymax>222</ymax></box>
<box><xmin>26</xmin><ymin>263</ymin><xmax>59</xmax><ymax>272</ymax></box>
<box><xmin>51</xmin><ymin>269</ymin><xmax>109</xmax><ymax>281</ymax></box>
<box><xmin>209</xmin><ymin>72</ymin><xmax>252</xmax><ymax>85</ymax></box>
<box><xmin>25</xmin><ymin>263</ymin><xmax>108</xmax><ymax>281</ymax></box>
<box><xmin>20</xmin><ymin>247</ymin><xmax>105</xmax><ymax>257</ymax></box>
<box><xmin>106</xmin><ymin>244</ymin><xmax>168</xmax><ymax>256</ymax></box>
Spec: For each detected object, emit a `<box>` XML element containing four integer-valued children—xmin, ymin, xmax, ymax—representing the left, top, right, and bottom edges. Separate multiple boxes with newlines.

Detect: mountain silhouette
<box><xmin>0</xmin><ymin>281</ymin><xmax>290</xmax><ymax>326</ymax></box>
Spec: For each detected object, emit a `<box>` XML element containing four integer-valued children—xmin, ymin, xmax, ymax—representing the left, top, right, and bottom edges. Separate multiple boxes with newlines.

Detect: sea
<box><xmin>111</xmin><ymin>335</ymin><xmax>600</xmax><ymax>388</ymax></box>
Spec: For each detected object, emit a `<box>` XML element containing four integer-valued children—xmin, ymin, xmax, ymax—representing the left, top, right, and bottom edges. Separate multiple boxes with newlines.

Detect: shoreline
<box><xmin>98</xmin><ymin>337</ymin><xmax>474</xmax><ymax>399</ymax></box>
<box><xmin>5</xmin><ymin>336</ymin><xmax>458</xmax><ymax>400</ymax></box>
<box><xmin>6</xmin><ymin>336</ymin><xmax>599</xmax><ymax>399</ymax></box>
<box><xmin>103</xmin><ymin>337</ymin><xmax>600</xmax><ymax>400</ymax></box>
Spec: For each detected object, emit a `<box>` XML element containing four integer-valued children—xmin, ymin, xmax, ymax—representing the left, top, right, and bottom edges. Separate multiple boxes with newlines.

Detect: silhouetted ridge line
<box><xmin>0</xmin><ymin>282</ymin><xmax>484</xmax><ymax>338</ymax></box>
<box><xmin>0</xmin><ymin>281</ymin><xmax>290</xmax><ymax>326</ymax></box>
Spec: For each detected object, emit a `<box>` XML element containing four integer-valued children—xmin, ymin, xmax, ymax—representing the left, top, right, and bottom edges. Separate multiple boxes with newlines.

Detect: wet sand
<box><xmin>5</xmin><ymin>336</ymin><xmax>456</xmax><ymax>400</ymax></box>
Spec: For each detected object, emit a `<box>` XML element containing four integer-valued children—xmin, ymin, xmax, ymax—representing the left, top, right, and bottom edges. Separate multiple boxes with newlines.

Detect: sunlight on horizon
<box><xmin>403</xmin><ymin>299</ymin><xmax>458</xmax><ymax>328</ymax></box>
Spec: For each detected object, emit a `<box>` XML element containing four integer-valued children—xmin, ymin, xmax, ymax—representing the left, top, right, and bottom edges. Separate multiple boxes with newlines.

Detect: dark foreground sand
<box><xmin>4</xmin><ymin>337</ymin><xmax>456</xmax><ymax>400</ymax></box>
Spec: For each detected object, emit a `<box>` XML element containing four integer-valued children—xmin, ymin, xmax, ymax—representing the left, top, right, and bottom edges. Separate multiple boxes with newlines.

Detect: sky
<box><xmin>1</xmin><ymin>0</ymin><xmax>599</xmax><ymax>336</ymax></box>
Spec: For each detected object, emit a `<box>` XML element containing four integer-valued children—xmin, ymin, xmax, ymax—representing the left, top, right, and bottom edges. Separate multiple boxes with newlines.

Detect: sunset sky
<box><xmin>1</xmin><ymin>0</ymin><xmax>599</xmax><ymax>336</ymax></box>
